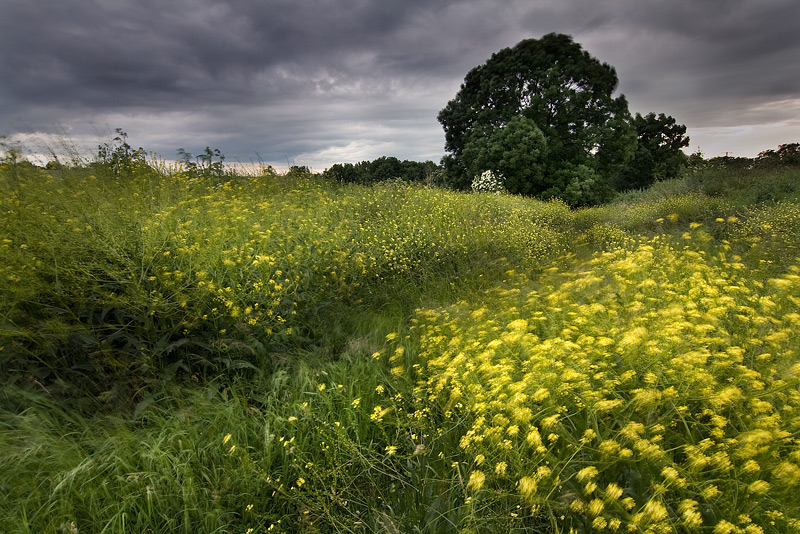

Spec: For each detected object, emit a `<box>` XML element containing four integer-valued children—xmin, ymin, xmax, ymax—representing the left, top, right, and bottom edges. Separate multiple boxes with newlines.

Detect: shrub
<box><xmin>471</xmin><ymin>170</ymin><xmax>506</xmax><ymax>194</ymax></box>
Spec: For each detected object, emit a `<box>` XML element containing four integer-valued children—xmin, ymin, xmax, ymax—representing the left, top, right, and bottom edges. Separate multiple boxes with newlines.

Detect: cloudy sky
<box><xmin>2</xmin><ymin>0</ymin><xmax>799</xmax><ymax>170</ymax></box>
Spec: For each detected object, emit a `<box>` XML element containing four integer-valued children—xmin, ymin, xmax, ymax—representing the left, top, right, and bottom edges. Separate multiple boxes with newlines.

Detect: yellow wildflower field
<box><xmin>395</xmin><ymin>230</ymin><xmax>800</xmax><ymax>531</ymax></box>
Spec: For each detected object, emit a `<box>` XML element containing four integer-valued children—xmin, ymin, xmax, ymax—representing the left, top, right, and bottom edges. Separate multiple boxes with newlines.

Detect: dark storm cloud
<box><xmin>603</xmin><ymin>2</ymin><xmax>797</xmax><ymax>124</ymax></box>
<box><xmin>1</xmin><ymin>0</ymin><xmax>462</xmax><ymax>108</ymax></box>
<box><xmin>2</xmin><ymin>0</ymin><xmax>799</xmax><ymax>165</ymax></box>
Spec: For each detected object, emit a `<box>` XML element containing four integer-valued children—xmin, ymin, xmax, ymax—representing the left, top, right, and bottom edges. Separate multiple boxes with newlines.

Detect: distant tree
<box><xmin>286</xmin><ymin>165</ymin><xmax>313</xmax><ymax>178</ymax></box>
<box><xmin>614</xmin><ymin>112</ymin><xmax>690</xmax><ymax>190</ymax></box>
<box><xmin>755</xmin><ymin>142</ymin><xmax>800</xmax><ymax>168</ymax></box>
<box><xmin>367</xmin><ymin>156</ymin><xmax>404</xmax><ymax>182</ymax></box>
<box><xmin>323</xmin><ymin>158</ymin><xmax>441</xmax><ymax>185</ymax></box>
<box><xmin>323</xmin><ymin>162</ymin><xmax>359</xmax><ymax>183</ymax></box>
<box><xmin>686</xmin><ymin>149</ymin><xmax>705</xmax><ymax>168</ymax></box>
<box><xmin>708</xmin><ymin>155</ymin><xmax>752</xmax><ymax>169</ymax></box>
<box><xmin>438</xmin><ymin>33</ymin><xmax>637</xmax><ymax>205</ymax></box>
<box><xmin>547</xmin><ymin>164</ymin><xmax>613</xmax><ymax>206</ymax></box>
<box><xmin>399</xmin><ymin>160</ymin><xmax>439</xmax><ymax>183</ymax></box>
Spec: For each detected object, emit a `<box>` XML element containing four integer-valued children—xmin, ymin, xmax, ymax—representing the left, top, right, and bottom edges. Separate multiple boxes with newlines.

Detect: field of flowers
<box><xmin>396</xmin><ymin>237</ymin><xmax>800</xmax><ymax>532</ymax></box>
<box><xmin>1</xmin><ymin>157</ymin><xmax>800</xmax><ymax>533</ymax></box>
<box><xmin>0</xmin><ymin>165</ymin><xmax>569</xmax><ymax>396</ymax></box>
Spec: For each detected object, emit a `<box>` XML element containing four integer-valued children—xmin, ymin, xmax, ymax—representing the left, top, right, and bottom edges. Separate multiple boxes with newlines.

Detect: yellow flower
<box><xmin>714</xmin><ymin>520</ymin><xmax>736</xmax><ymax>534</ymax></box>
<box><xmin>526</xmin><ymin>428</ymin><xmax>543</xmax><ymax>447</ymax></box>
<box><xmin>643</xmin><ymin>499</ymin><xmax>668</xmax><ymax>521</ymax></box>
<box><xmin>591</xmin><ymin>517</ymin><xmax>607</xmax><ymax>530</ymax></box>
<box><xmin>604</xmin><ymin>482</ymin><xmax>623</xmax><ymax>502</ymax></box>
<box><xmin>577</xmin><ymin>466</ymin><xmax>599</xmax><ymax>481</ymax></box>
<box><xmin>495</xmin><ymin>462</ymin><xmax>507</xmax><ymax>475</ymax></box>
<box><xmin>679</xmin><ymin>499</ymin><xmax>702</xmax><ymax>527</ymax></box>
<box><xmin>773</xmin><ymin>462</ymin><xmax>800</xmax><ymax>487</ymax></box>
<box><xmin>701</xmin><ymin>485</ymin><xmax>721</xmax><ymax>499</ymax></box>
<box><xmin>594</xmin><ymin>399</ymin><xmax>623</xmax><ymax>412</ymax></box>
<box><xmin>741</xmin><ymin>459</ymin><xmax>760</xmax><ymax>474</ymax></box>
<box><xmin>748</xmin><ymin>480</ymin><xmax>770</xmax><ymax>495</ymax></box>
<box><xmin>518</xmin><ymin>476</ymin><xmax>537</xmax><ymax>498</ymax></box>
<box><xmin>467</xmin><ymin>470</ymin><xmax>486</xmax><ymax>491</ymax></box>
<box><xmin>370</xmin><ymin>405</ymin><xmax>391</xmax><ymax>422</ymax></box>
<box><xmin>587</xmin><ymin>498</ymin><xmax>604</xmax><ymax>517</ymax></box>
<box><xmin>541</xmin><ymin>414</ymin><xmax>560</xmax><ymax>429</ymax></box>
<box><xmin>661</xmin><ymin>466</ymin><xmax>680</xmax><ymax>481</ymax></box>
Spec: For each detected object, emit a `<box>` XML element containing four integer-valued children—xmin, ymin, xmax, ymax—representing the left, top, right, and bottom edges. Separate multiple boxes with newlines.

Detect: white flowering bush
<box><xmin>471</xmin><ymin>170</ymin><xmax>506</xmax><ymax>193</ymax></box>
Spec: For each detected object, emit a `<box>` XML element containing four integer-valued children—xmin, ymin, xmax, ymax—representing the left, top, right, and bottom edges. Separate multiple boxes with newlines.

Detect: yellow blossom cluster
<box><xmin>405</xmin><ymin>236</ymin><xmax>800</xmax><ymax>531</ymax></box>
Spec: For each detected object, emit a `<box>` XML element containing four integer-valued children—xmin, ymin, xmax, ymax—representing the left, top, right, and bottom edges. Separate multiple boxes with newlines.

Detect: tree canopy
<box><xmin>322</xmin><ymin>157</ymin><xmax>440</xmax><ymax>185</ymax></box>
<box><xmin>438</xmin><ymin>33</ymin><xmax>688</xmax><ymax>205</ymax></box>
<box><xmin>613</xmin><ymin>112</ymin><xmax>690</xmax><ymax>190</ymax></box>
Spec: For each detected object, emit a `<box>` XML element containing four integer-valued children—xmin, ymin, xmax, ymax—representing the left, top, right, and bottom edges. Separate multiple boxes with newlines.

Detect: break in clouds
<box><xmin>1</xmin><ymin>0</ymin><xmax>799</xmax><ymax>168</ymax></box>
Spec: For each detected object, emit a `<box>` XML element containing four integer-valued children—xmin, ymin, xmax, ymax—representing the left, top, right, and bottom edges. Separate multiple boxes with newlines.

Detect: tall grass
<box><xmin>2</xmin><ymin>153</ymin><xmax>800</xmax><ymax>532</ymax></box>
<box><xmin>0</xmin><ymin>164</ymin><xmax>570</xmax><ymax>398</ymax></box>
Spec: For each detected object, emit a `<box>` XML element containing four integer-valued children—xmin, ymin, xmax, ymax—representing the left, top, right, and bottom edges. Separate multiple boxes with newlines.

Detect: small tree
<box><xmin>614</xmin><ymin>112</ymin><xmax>689</xmax><ymax>190</ymax></box>
<box><xmin>461</xmin><ymin>115</ymin><xmax>547</xmax><ymax>196</ymax></box>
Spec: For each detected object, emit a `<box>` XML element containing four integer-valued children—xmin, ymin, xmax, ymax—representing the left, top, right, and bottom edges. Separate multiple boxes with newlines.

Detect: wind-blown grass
<box><xmin>2</xmin><ymin>156</ymin><xmax>800</xmax><ymax>532</ymax></box>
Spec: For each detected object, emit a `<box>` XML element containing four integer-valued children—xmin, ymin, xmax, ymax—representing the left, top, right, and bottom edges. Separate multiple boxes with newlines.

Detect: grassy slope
<box><xmin>1</xmin><ymin>161</ymin><xmax>800</xmax><ymax>533</ymax></box>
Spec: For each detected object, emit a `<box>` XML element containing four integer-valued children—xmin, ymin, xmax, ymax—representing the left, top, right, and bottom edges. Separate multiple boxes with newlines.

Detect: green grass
<box><xmin>2</xmin><ymin>156</ymin><xmax>800</xmax><ymax>532</ymax></box>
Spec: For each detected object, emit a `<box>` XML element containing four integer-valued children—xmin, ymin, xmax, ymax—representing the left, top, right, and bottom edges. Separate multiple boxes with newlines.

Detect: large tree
<box><xmin>438</xmin><ymin>33</ymin><xmax>637</xmax><ymax>205</ymax></box>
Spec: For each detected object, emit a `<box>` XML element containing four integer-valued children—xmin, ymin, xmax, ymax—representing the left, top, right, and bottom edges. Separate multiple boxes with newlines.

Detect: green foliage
<box><xmin>285</xmin><ymin>164</ymin><xmax>314</xmax><ymax>179</ymax></box>
<box><xmin>689</xmin><ymin>159</ymin><xmax>800</xmax><ymax>204</ymax></box>
<box><xmin>462</xmin><ymin>115</ymin><xmax>547</xmax><ymax>196</ymax></box>
<box><xmin>4</xmin><ymin>140</ymin><xmax>800</xmax><ymax>532</ymax></box>
<box><xmin>96</xmin><ymin>128</ymin><xmax>148</xmax><ymax>176</ymax></box>
<box><xmin>177</xmin><ymin>146</ymin><xmax>227</xmax><ymax>178</ymax></box>
<box><xmin>545</xmin><ymin>163</ymin><xmax>615</xmax><ymax>207</ymax></box>
<box><xmin>755</xmin><ymin>142</ymin><xmax>800</xmax><ymax>168</ymax></box>
<box><xmin>438</xmin><ymin>33</ymin><xmax>637</xmax><ymax>202</ymax></box>
<box><xmin>471</xmin><ymin>170</ymin><xmax>506</xmax><ymax>194</ymax></box>
<box><xmin>322</xmin><ymin>157</ymin><xmax>440</xmax><ymax>185</ymax></box>
<box><xmin>0</xmin><ymin>159</ymin><xmax>572</xmax><ymax>398</ymax></box>
<box><xmin>614</xmin><ymin>112</ymin><xmax>690</xmax><ymax>191</ymax></box>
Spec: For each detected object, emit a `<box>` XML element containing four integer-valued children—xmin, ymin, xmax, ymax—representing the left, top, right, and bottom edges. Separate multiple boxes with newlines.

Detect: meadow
<box><xmin>1</xmin><ymin>152</ymin><xmax>800</xmax><ymax>533</ymax></box>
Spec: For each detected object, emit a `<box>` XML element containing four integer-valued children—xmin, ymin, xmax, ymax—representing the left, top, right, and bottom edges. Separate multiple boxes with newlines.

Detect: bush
<box><xmin>471</xmin><ymin>170</ymin><xmax>506</xmax><ymax>194</ymax></box>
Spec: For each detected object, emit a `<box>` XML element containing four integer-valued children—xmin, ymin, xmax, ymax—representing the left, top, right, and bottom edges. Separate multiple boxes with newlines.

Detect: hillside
<box><xmin>2</xmin><ymin>157</ymin><xmax>800</xmax><ymax>533</ymax></box>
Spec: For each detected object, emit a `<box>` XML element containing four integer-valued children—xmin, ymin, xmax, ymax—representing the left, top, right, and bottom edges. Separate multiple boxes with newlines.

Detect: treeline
<box><xmin>699</xmin><ymin>142</ymin><xmax>800</xmax><ymax>169</ymax></box>
<box><xmin>321</xmin><ymin>156</ymin><xmax>441</xmax><ymax>185</ymax></box>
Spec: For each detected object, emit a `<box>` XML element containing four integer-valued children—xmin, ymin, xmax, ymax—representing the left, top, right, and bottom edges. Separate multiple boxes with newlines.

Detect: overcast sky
<box><xmin>2</xmin><ymin>0</ymin><xmax>799</xmax><ymax>170</ymax></box>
